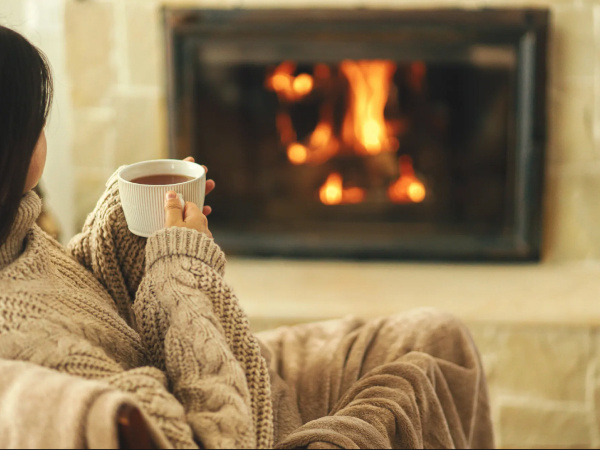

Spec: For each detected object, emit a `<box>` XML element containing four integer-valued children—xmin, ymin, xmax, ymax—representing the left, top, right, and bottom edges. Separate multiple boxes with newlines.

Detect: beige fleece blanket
<box><xmin>260</xmin><ymin>308</ymin><xmax>495</xmax><ymax>449</ymax></box>
<box><xmin>0</xmin><ymin>359</ymin><xmax>170</xmax><ymax>449</ymax></box>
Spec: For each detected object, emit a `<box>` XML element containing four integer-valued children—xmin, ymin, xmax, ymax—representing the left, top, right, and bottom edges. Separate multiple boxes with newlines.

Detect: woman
<box><xmin>0</xmin><ymin>25</ymin><xmax>494</xmax><ymax>449</ymax></box>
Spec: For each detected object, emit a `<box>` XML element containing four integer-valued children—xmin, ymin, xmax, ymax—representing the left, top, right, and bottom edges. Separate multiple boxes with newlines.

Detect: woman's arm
<box><xmin>132</xmin><ymin>226</ymin><xmax>273</xmax><ymax>449</ymax></box>
<box><xmin>67</xmin><ymin>171</ymin><xmax>146</xmax><ymax>326</ymax></box>
<box><xmin>67</xmin><ymin>161</ymin><xmax>215</xmax><ymax>327</ymax></box>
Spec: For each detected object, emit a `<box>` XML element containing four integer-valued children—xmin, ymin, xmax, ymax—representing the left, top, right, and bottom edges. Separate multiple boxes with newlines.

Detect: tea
<box><xmin>131</xmin><ymin>174</ymin><xmax>195</xmax><ymax>185</ymax></box>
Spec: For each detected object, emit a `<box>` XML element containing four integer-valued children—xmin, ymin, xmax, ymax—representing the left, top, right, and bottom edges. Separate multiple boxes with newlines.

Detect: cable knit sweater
<box><xmin>0</xmin><ymin>173</ymin><xmax>274</xmax><ymax>449</ymax></box>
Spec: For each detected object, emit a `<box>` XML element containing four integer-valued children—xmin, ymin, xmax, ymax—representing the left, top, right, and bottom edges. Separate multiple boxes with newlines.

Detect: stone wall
<box><xmin>470</xmin><ymin>322</ymin><xmax>600</xmax><ymax>447</ymax></box>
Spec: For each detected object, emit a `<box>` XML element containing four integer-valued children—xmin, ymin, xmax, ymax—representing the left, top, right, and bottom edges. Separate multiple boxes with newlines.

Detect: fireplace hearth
<box><xmin>164</xmin><ymin>8</ymin><xmax>548</xmax><ymax>261</ymax></box>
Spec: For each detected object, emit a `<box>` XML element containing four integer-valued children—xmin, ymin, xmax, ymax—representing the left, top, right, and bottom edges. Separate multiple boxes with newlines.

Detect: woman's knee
<box><xmin>383</xmin><ymin>308</ymin><xmax>477</xmax><ymax>365</ymax></box>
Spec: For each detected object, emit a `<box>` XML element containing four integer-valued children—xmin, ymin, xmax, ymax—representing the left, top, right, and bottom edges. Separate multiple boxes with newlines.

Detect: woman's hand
<box><xmin>163</xmin><ymin>156</ymin><xmax>214</xmax><ymax>237</ymax></box>
<box><xmin>164</xmin><ymin>191</ymin><xmax>212</xmax><ymax>238</ymax></box>
<box><xmin>183</xmin><ymin>156</ymin><xmax>215</xmax><ymax>216</ymax></box>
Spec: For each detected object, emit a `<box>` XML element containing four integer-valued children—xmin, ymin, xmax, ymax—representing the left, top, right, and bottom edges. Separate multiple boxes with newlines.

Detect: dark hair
<box><xmin>0</xmin><ymin>26</ymin><xmax>53</xmax><ymax>246</ymax></box>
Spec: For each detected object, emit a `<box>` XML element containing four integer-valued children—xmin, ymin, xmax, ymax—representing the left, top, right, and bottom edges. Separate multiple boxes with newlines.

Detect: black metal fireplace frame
<box><xmin>164</xmin><ymin>8</ymin><xmax>548</xmax><ymax>261</ymax></box>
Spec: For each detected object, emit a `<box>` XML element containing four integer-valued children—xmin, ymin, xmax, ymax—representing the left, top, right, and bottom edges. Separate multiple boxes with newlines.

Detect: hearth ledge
<box><xmin>223</xmin><ymin>259</ymin><xmax>600</xmax><ymax>330</ymax></box>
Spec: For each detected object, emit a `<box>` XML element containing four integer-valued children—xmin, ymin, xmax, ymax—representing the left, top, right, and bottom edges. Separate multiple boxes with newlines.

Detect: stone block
<box><xmin>71</xmin><ymin>108</ymin><xmax>116</xmax><ymax>169</ymax></box>
<box><xmin>466</xmin><ymin>324</ymin><xmax>502</xmax><ymax>385</ymax></box>
<box><xmin>547</xmin><ymin>81</ymin><xmax>597</xmax><ymax>165</ymax></box>
<box><xmin>161</xmin><ymin>0</ymin><xmax>243</xmax><ymax>7</ymax></box>
<box><xmin>65</xmin><ymin>1</ymin><xmax>116</xmax><ymax>107</ymax></box>
<box><xmin>580</xmin><ymin>168</ymin><xmax>600</xmax><ymax>261</ymax></box>
<box><xmin>594</xmin><ymin>6</ymin><xmax>600</xmax><ymax>150</ymax></box>
<box><xmin>124</xmin><ymin>1</ymin><xmax>162</xmax><ymax>88</ymax></box>
<box><xmin>114</xmin><ymin>92</ymin><xmax>168</xmax><ymax>167</ymax></box>
<box><xmin>498</xmin><ymin>400</ymin><xmax>592</xmax><ymax>448</ymax></box>
<box><xmin>594</xmin><ymin>334</ymin><xmax>600</xmax><ymax>448</ymax></box>
<box><xmin>551</xmin><ymin>4</ymin><xmax>596</xmax><ymax>85</ymax></box>
<box><xmin>595</xmin><ymin>382</ymin><xmax>600</xmax><ymax>448</ymax></box>
<box><xmin>469</xmin><ymin>324</ymin><xmax>591</xmax><ymax>403</ymax></box>
<box><xmin>544</xmin><ymin>165</ymin><xmax>600</xmax><ymax>262</ymax></box>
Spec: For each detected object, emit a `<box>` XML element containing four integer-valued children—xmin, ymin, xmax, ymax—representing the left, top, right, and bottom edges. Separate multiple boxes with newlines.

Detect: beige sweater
<box><xmin>0</xmin><ymin>174</ymin><xmax>273</xmax><ymax>449</ymax></box>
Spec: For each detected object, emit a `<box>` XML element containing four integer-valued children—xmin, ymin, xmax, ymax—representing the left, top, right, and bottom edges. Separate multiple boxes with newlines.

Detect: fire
<box><xmin>340</xmin><ymin>60</ymin><xmax>397</xmax><ymax>155</ymax></box>
<box><xmin>266</xmin><ymin>62</ymin><xmax>314</xmax><ymax>102</ymax></box>
<box><xmin>286</xmin><ymin>106</ymin><xmax>339</xmax><ymax>166</ymax></box>
<box><xmin>314</xmin><ymin>63</ymin><xmax>331</xmax><ymax>80</ymax></box>
<box><xmin>293</xmin><ymin>74</ymin><xmax>314</xmax><ymax>97</ymax></box>
<box><xmin>308</xmin><ymin>116</ymin><xmax>338</xmax><ymax>160</ymax></box>
<box><xmin>287</xmin><ymin>143</ymin><xmax>308</xmax><ymax>165</ymax></box>
<box><xmin>319</xmin><ymin>173</ymin><xmax>366</xmax><ymax>205</ymax></box>
<box><xmin>388</xmin><ymin>155</ymin><xmax>426</xmax><ymax>204</ymax></box>
<box><xmin>276</xmin><ymin>112</ymin><xmax>296</xmax><ymax>144</ymax></box>
<box><xmin>267</xmin><ymin>60</ymin><xmax>429</xmax><ymax>207</ymax></box>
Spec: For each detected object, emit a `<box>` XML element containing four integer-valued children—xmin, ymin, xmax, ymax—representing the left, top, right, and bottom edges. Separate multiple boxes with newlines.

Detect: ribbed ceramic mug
<box><xmin>118</xmin><ymin>159</ymin><xmax>206</xmax><ymax>238</ymax></box>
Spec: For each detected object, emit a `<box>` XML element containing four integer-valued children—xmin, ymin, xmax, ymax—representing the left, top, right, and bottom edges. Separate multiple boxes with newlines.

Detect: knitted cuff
<box><xmin>146</xmin><ymin>227</ymin><xmax>226</xmax><ymax>276</ymax></box>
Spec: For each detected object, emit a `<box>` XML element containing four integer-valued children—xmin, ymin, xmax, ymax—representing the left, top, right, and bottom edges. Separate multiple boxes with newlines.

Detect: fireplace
<box><xmin>164</xmin><ymin>8</ymin><xmax>548</xmax><ymax>261</ymax></box>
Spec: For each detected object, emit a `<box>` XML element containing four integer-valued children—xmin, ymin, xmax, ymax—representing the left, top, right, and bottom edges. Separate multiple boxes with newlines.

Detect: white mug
<box><xmin>118</xmin><ymin>159</ymin><xmax>206</xmax><ymax>238</ymax></box>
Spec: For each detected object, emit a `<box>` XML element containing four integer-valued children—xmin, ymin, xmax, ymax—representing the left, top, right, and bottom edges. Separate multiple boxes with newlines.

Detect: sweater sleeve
<box><xmin>68</xmin><ymin>170</ymin><xmax>146</xmax><ymax>326</ymax></box>
<box><xmin>132</xmin><ymin>227</ymin><xmax>273</xmax><ymax>449</ymax></box>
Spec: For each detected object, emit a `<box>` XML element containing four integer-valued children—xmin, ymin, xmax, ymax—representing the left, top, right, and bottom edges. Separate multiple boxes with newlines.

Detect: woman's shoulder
<box><xmin>0</xmin><ymin>227</ymin><xmax>131</xmax><ymax>336</ymax></box>
<box><xmin>0</xmin><ymin>263</ymin><xmax>147</xmax><ymax>370</ymax></box>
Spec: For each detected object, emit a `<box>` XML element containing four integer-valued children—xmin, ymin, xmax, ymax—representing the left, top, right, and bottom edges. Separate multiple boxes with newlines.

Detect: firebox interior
<box><xmin>165</xmin><ymin>9</ymin><xmax>548</xmax><ymax>260</ymax></box>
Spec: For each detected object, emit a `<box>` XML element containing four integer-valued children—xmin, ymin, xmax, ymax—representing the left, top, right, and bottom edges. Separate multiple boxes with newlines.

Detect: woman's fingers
<box><xmin>164</xmin><ymin>191</ymin><xmax>184</xmax><ymax>227</ymax></box>
<box><xmin>183</xmin><ymin>201</ymin><xmax>212</xmax><ymax>238</ymax></box>
<box><xmin>164</xmin><ymin>191</ymin><xmax>212</xmax><ymax>237</ymax></box>
<box><xmin>205</xmin><ymin>179</ymin><xmax>216</xmax><ymax>196</ymax></box>
<box><xmin>183</xmin><ymin>201</ymin><xmax>202</xmax><ymax>220</ymax></box>
<box><xmin>184</xmin><ymin>159</ymin><xmax>215</xmax><ymax>203</ymax></box>
<box><xmin>203</xmin><ymin>205</ymin><xmax>212</xmax><ymax>216</ymax></box>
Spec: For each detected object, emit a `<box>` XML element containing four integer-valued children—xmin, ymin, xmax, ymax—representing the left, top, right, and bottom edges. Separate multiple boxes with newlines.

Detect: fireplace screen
<box><xmin>165</xmin><ymin>9</ymin><xmax>548</xmax><ymax>260</ymax></box>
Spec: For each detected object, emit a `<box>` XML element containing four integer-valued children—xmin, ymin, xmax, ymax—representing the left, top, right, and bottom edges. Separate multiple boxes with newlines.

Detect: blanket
<box><xmin>0</xmin><ymin>358</ymin><xmax>170</xmax><ymax>449</ymax></box>
<box><xmin>259</xmin><ymin>308</ymin><xmax>495</xmax><ymax>449</ymax></box>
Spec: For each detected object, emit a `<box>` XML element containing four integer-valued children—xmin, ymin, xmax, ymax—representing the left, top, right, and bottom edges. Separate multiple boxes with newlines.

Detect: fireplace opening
<box><xmin>165</xmin><ymin>9</ymin><xmax>548</xmax><ymax>261</ymax></box>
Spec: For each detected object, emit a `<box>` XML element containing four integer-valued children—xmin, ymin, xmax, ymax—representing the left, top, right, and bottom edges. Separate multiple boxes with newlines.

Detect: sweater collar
<box><xmin>0</xmin><ymin>191</ymin><xmax>42</xmax><ymax>270</ymax></box>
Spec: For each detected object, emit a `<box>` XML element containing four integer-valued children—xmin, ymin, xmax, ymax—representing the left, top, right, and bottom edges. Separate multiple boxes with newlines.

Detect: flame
<box><xmin>340</xmin><ymin>60</ymin><xmax>397</xmax><ymax>155</ymax></box>
<box><xmin>388</xmin><ymin>155</ymin><xmax>426</xmax><ymax>204</ymax></box>
<box><xmin>267</xmin><ymin>60</ymin><xmax>430</xmax><ymax>207</ymax></box>
<box><xmin>343</xmin><ymin>186</ymin><xmax>367</xmax><ymax>204</ymax></box>
<box><xmin>286</xmin><ymin>106</ymin><xmax>339</xmax><ymax>166</ymax></box>
<box><xmin>276</xmin><ymin>112</ymin><xmax>297</xmax><ymax>144</ymax></box>
<box><xmin>293</xmin><ymin>74</ymin><xmax>314</xmax><ymax>97</ymax></box>
<box><xmin>407</xmin><ymin>182</ymin><xmax>426</xmax><ymax>203</ymax></box>
<box><xmin>314</xmin><ymin>64</ymin><xmax>331</xmax><ymax>80</ymax></box>
<box><xmin>309</xmin><ymin>118</ymin><xmax>335</xmax><ymax>151</ymax></box>
<box><xmin>320</xmin><ymin>173</ymin><xmax>343</xmax><ymax>205</ymax></box>
<box><xmin>266</xmin><ymin>62</ymin><xmax>314</xmax><ymax>102</ymax></box>
<box><xmin>319</xmin><ymin>172</ymin><xmax>366</xmax><ymax>205</ymax></box>
<box><xmin>287</xmin><ymin>143</ymin><xmax>308</xmax><ymax>165</ymax></box>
